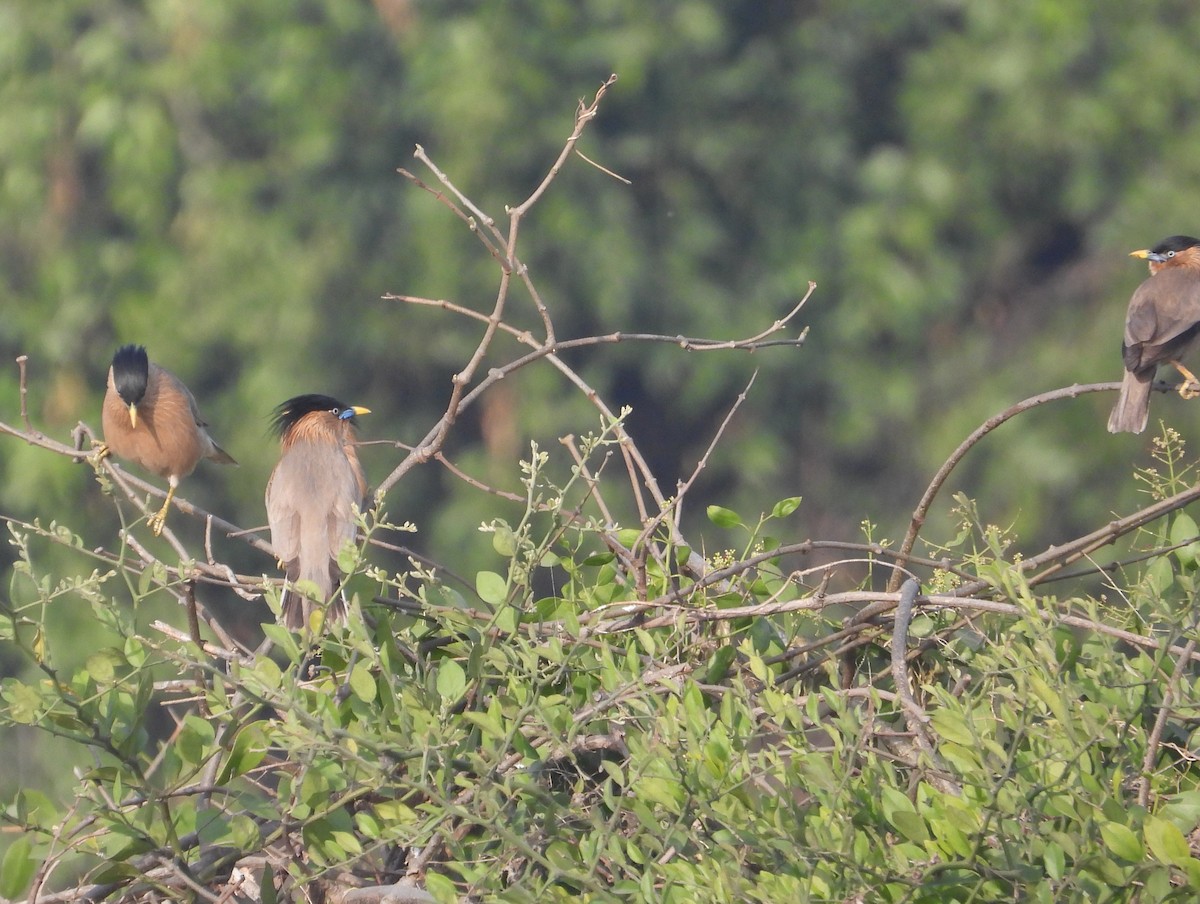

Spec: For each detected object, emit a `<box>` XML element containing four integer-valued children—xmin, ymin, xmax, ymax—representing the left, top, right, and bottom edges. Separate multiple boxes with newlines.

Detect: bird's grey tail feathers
<box><xmin>1107</xmin><ymin>369</ymin><xmax>1153</xmax><ymax>434</ymax></box>
<box><xmin>207</xmin><ymin>442</ymin><xmax>238</xmax><ymax>466</ymax></box>
<box><xmin>280</xmin><ymin>558</ymin><xmax>347</xmax><ymax>630</ymax></box>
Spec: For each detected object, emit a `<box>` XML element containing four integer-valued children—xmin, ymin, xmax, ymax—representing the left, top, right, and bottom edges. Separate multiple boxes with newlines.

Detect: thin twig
<box><xmin>573</xmin><ymin>147</ymin><xmax>631</xmax><ymax>184</ymax></box>
<box><xmin>510</xmin><ymin>74</ymin><xmax>617</xmax><ymax>219</ymax></box>
<box><xmin>385</xmin><ymin>294</ymin><xmax>809</xmax><ymax>352</ymax></box>
<box><xmin>396</xmin><ymin>166</ymin><xmax>506</xmax><ymax>265</ymax></box>
<box><xmin>16</xmin><ymin>354</ymin><xmax>32</xmax><ymax>432</ymax></box>
<box><xmin>560</xmin><ymin>434</ymin><xmax>616</xmax><ymax>527</ymax></box>
<box><xmin>635</xmin><ymin>370</ymin><xmax>757</xmax><ymax>554</ymax></box>
<box><xmin>184</xmin><ymin>581</ymin><xmax>211</xmax><ymax>717</ymax></box>
<box><xmin>1138</xmin><ymin>635</ymin><xmax>1197</xmax><ymax>808</ymax></box>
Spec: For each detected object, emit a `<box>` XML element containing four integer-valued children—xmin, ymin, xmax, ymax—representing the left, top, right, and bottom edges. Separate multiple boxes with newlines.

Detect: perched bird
<box><xmin>266</xmin><ymin>394</ymin><xmax>371</xmax><ymax>630</ymax></box>
<box><xmin>100</xmin><ymin>344</ymin><xmax>237</xmax><ymax>535</ymax></box>
<box><xmin>1108</xmin><ymin>235</ymin><xmax>1200</xmax><ymax>434</ymax></box>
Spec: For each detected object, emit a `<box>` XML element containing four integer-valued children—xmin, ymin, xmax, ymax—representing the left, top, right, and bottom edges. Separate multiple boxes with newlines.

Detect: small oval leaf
<box><xmin>475</xmin><ymin>571</ymin><xmax>507</xmax><ymax>605</ymax></box>
<box><xmin>706</xmin><ymin>505</ymin><xmax>743</xmax><ymax>528</ymax></box>
<box><xmin>436</xmin><ymin>660</ymin><xmax>466</xmax><ymax>702</ymax></box>
<box><xmin>771</xmin><ymin>496</ymin><xmax>802</xmax><ymax>519</ymax></box>
<box><xmin>1100</xmin><ymin>820</ymin><xmax>1144</xmax><ymax>862</ymax></box>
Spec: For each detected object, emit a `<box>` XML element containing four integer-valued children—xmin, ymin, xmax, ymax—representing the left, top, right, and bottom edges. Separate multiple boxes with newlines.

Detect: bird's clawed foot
<box><xmin>147</xmin><ymin>506</ymin><xmax>168</xmax><ymax>537</ymax></box>
<box><xmin>90</xmin><ymin>443</ymin><xmax>111</xmax><ymax>465</ymax></box>
<box><xmin>1170</xmin><ymin>360</ymin><xmax>1200</xmax><ymax>399</ymax></box>
<box><xmin>148</xmin><ymin>486</ymin><xmax>177</xmax><ymax>536</ymax></box>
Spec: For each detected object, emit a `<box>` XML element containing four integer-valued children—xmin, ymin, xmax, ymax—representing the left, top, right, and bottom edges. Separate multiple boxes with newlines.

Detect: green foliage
<box><xmin>5</xmin><ymin>428</ymin><xmax>1200</xmax><ymax>901</ymax></box>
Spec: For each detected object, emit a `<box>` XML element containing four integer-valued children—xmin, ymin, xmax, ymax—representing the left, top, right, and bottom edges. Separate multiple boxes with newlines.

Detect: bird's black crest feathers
<box><xmin>111</xmin><ymin>345</ymin><xmax>150</xmax><ymax>406</ymax></box>
<box><xmin>1152</xmin><ymin>235</ymin><xmax>1200</xmax><ymax>255</ymax></box>
<box><xmin>271</xmin><ymin>394</ymin><xmax>355</xmax><ymax>437</ymax></box>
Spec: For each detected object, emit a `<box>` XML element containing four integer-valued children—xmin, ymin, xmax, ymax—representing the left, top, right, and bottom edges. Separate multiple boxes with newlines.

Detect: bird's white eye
<box><xmin>1168</xmin><ymin>250</ymin><xmax>1177</xmax><ymax>257</ymax></box>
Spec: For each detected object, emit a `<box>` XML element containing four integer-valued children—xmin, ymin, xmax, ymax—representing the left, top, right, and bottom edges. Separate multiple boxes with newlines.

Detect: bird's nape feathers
<box><xmin>271</xmin><ymin>394</ymin><xmax>357</xmax><ymax>437</ymax></box>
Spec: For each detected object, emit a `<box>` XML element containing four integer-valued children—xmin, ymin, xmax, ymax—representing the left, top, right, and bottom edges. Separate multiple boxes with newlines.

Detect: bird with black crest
<box><xmin>99</xmin><ymin>344</ymin><xmax>237</xmax><ymax>535</ymax></box>
<box><xmin>1109</xmin><ymin>235</ymin><xmax>1200</xmax><ymax>434</ymax></box>
<box><xmin>266</xmin><ymin>394</ymin><xmax>371</xmax><ymax>630</ymax></box>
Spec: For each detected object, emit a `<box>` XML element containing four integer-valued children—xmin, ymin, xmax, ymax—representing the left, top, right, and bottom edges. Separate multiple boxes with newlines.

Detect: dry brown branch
<box><xmin>385</xmin><ymin>293</ymin><xmax>809</xmax><ymax>353</ymax></box>
<box><xmin>375</xmin><ymin>72</ymin><xmax>811</xmax><ymax>574</ymax></box>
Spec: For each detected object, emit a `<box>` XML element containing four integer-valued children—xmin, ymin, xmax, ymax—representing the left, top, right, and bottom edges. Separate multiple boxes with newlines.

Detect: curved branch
<box><xmin>891</xmin><ymin>579</ymin><xmax>940</xmax><ymax>760</ymax></box>
<box><xmin>890</xmin><ymin>381</ymin><xmax>1122</xmax><ymax>592</ymax></box>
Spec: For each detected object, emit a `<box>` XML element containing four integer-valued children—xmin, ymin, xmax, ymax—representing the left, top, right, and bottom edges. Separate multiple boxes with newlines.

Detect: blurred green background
<box><xmin>4</xmin><ymin>1</ymin><xmax>1200</xmax><ymax>655</ymax></box>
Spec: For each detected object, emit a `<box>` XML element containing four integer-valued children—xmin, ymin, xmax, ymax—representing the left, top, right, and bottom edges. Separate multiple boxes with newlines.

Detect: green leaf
<box><xmin>1172</xmin><ymin>513</ymin><xmax>1200</xmax><ymax>568</ymax></box>
<box><xmin>425</xmin><ymin>871</ymin><xmax>458</xmax><ymax>904</ymax></box>
<box><xmin>261</xmin><ymin>864</ymin><xmax>277</xmax><ymax>904</ymax></box>
<box><xmin>770</xmin><ymin>496</ymin><xmax>802</xmax><ymax>519</ymax></box>
<box><xmin>462</xmin><ymin>710</ymin><xmax>505</xmax><ymax>740</ymax></box>
<box><xmin>476</xmin><ymin>571</ymin><xmax>507</xmax><ymax>605</ymax></box>
<box><xmin>1162</xmin><ymin>790</ymin><xmax>1200</xmax><ymax>828</ymax></box>
<box><xmin>177</xmin><ymin>714</ymin><xmax>215</xmax><ymax>767</ymax></box>
<box><xmin>616</xmin><ymin>529</ymin><xmax>641</xmax><ymax>549</ymax></box>
<box><xmin>3</xmin><ymin>680</ymin><xmax>43</xmax><ymax>723</ymax></box>
<box><xmin>1185</xmin><ymin>858</ymin><xmax>1200</xmax><ymax>891</ymax></box>
<box><xmin>880</xmin><ymin>787</ymin><xmax>928</xmax><ymax>844</ymax></box>
<box><xmin>706</xmin><ymin>505</ymin><xmax>743</xmax><ymax>528</ymax></box>
<box><xmin>929</xmin><ymin>709</ymin><xmax>975</xmax><ymax>746</ymax></box>
<box><xmin>890</xmin><ymin>810</ymin><xmax>930</xmax><ymax>844</ymax></box>
<box><xmin>546</xmin><ymin>840</ymin><xmax>580</xmax><ymax>871</ymax></box>
<box><xmin>0</xmin><ymin>835</ymin><xmax>35</xmax><ymax>899</ymax></box>
<box><xmin>85</xmin><ymin>649</ymin><xmax>122</xmax><ymax>683</ymax></box>
<box><xmin>703</xmin><ymin>645</ymin><xmax>737</xmax><ymax>684</ymax></box>
<box><xmin>492</xmin><ymin>525</ymin><xmax>517</xmax><ymax>557</ymax></box>
<box><xmin>1145</xmin><ymin>815</ymin><xmax>1190</xmax><ymax>867</ymax></box>
<box><xmin>253</xmin><ymin>655</ymin><xmax>284</xmax><ymax>692</ymax></box>
<box><xmin>332</xmin><ymin>830</ymin><xmax>363</xmax><ymax>857</ymax></box>
<box><xmin>335</xmin><ymin>540</ymin><xmax>359</xmax><ymax>574</ymax></box>
<box><xmin>436</xmin><ymin>660</ymin><xmax>466</xmax><ymax>702</ymax></box>
<box><xmin>217</xmin><ymin>723</ymin><xmax>268</xmax><ymax>783</ymax></box>
<box><xmin>197</xmin><ymin>812</ymin><xmax>234</xmax><ymax>847</ymax></box>
<box><xmin>1100</xmin><ymin>820</ymin><xmax>1144</xmax><ymax>861</ymax></box>
<box><xmin>1145</xmin><ymin>555</ymin><xmax>1176</xmax><ymax>597</ymax></box>
<box><xmin>349</xmin><ymin>661</ymin><xmax>377</xmax><ymax>703</ymax></box>
<box><xmin>355</xmin><ymin>811</ymin><xmax>382</xmax><ymax>839</ymax></box>
<box><xmin>1043</xmin><ymin>841</ymin><xmax>1065</xmax><ymax>880</ymax></box>
<box><xmin>1027</xmin><ymin>672</ymin><xmax>1069</xmax><ymax>725</ymax></box>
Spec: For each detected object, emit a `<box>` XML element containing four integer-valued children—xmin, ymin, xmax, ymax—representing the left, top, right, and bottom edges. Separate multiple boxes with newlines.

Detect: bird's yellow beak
<box><xmin>128</xmin><ymin>403</ymin><xmax>139</xmax><ymax>429</ymax></box>
<box><xmin>1130</xmin><ymin>249</ymin><xmax>1150</xmax><ymax>259</ymax></box>
<box><xmin>351</xmin><ymin>406</ymin><xmax>371</xmax><ymax>416</ymax></box>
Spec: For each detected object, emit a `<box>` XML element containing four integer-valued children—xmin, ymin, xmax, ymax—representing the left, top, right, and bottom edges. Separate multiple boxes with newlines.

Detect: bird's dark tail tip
<box><xmin>209</xmin><ymin>443</ymin><xmax>238</xmax><ymax>466</ymax></box>
<box><xmin>1107</xmin><ymin>370</ymin><xmax>1152</xmax><ymax>434</ymax></box>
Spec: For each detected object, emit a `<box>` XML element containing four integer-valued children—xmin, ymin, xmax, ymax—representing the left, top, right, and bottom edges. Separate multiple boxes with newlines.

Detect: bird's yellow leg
<box><xmin>148</xmin><ymin>485</ymin><xmax>177</xmax><ymax>536</ymax></box>
<box><xmin>1170</xmin><ymin>360</ymin><xmax>1200</xmax><ymax>399</ymax></box>
<box><xmin>91</xmin><ymin>443</ymin><xmax>111</xmax><ymax>463</ymax></box>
